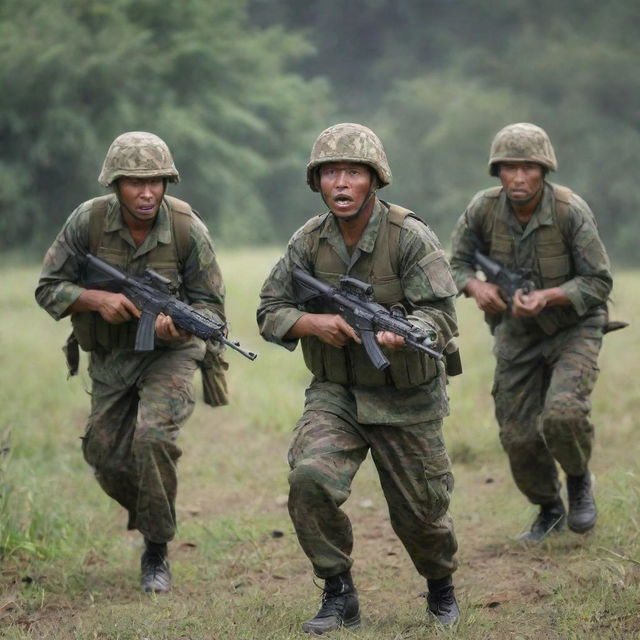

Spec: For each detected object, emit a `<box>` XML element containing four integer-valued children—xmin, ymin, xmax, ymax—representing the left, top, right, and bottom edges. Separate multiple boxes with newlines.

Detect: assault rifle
<box><xmin>474</xmin><ymin>250</ymin><xmax>628</xmax><ymax>334</ymax></box>
<box><xmin>292</xmin><ymin>267</ymin><xmax>443</xmax><ymax>371</ymax></box>
<box><xmin>473</xmin><ymin>249</ymin><xmax>535</xmax><ymax>302</ymax></box>
<box><xmin>83</xmin><ymin>253</ymin><xmax>257</xmax><ymax>360</ymax></box>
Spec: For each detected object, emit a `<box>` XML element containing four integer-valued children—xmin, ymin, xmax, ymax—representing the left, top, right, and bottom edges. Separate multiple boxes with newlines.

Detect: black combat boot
<box><xmin>566</xmin><ymin>472</ymin><xmax>597</xmax><ymax>533</ymax></box>
<box><xmin>427</xmin><ymin>575</ymin><xmax>460</xmax><ymax>625</ymax></box>
<box><xmin>140</xmin><ymin>539</ymin><xmax>171</xmax><ymax>594</ymax></box>
<box><xmin>301</xmin><ymin>570</ymin><xmax>361</xmax><ymax>635</ymax></box>
<box><xmin>518</xmin><ymin>498</ymin><xmax>566</xmax><ymax>543</ymax></box>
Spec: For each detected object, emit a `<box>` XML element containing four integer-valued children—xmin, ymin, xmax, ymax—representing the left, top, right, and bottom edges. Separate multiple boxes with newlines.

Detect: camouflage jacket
<box><xmin>35</xmin><ymin>195</ymin><xmax>225</xmax><ymax>329</ymax></box>
<box><xmin>257</xmin><ymin>198</ymin><xmax>459</xmax><ymax>425</ymax></box>
<box><xmin>450</xmin><ymin>181</ymin><xmax>612</xmax><ymax>334</ymax></box>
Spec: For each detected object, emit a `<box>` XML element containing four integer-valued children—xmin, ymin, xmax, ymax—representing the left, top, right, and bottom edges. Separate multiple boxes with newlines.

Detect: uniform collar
<box><xmin>505</xmin><ymin>181</ymin><xmax>554</xmax><ymax>239</ymax></box>
<box><xmin>104</xmin><ymin>195</ymin><xmax>172</xmax><ymax>250</ymax></box>
<box><xmin>320</xmin><ymin>197</ymin><xmax>384</xmax><ymax>268</ymax></box>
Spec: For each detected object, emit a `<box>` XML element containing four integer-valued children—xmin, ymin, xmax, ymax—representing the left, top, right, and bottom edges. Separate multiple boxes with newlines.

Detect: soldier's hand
<box><xmin>376</xmin><ymin>331</ymin><xmax>405</xmax><ymax>350</ymax></box>
<box><xmin>95</xmin><ymin>291</ymin><xmax>141</xmax><ymax>324</ymax></box>
<box><xmin>289</xmin><ymin>313</ymin><xmax>361</xmax><ymax>347</ymax></box>
<box><xmin>465</xmin><ymin>279</ymin><xmax>507</xmax><ymax>313</ymax></box>
<box><xmin>512</xmin><ymin>289</ymin><xmax>547</xmax><ymax>317</ymax></box>
<box><xmin>155</xmin><ymin>313</ymin><xmax>191</xmax><ymax>342</ymax></box>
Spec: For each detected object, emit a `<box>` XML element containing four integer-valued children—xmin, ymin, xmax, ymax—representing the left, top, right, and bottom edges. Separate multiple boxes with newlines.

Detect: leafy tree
<box><xmin>2</xmin><ymin>0</ymin><xmax>639</xmax><ymax>260</ymax></box>
<box><xmin>0</xmin><ymin>0</ymin><xmax>331</xmax><ymax>251</ymax></box>
<box><xmin>249</xmin><ymin>0</ymin><xmax>640</xmax><ymax>262</ymax></box>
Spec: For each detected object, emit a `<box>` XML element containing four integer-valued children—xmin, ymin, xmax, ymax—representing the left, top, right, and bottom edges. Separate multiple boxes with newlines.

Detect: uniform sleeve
<box><xmin>34</xmin><ymin>205</ymin><xmax>91</xmax><ymax>320</ymax></box>
<box><xmin>560</xmin><ymin>197</ymin><xmax>612</xmax><ymax>315</ymax></box>
<box><xmin>256</xmin><ymin>227</ymin><xmax>312</xmax><ymax>350</ymax></box>
<box><xmin>181</xmin><ymin>215</ymin><xmax>226</xmax><ymax>323</ymax></box>
<box><xmin>398</xmin><ymin>218</ymin><xmax>459</xmax><ymax>350</ymax></box>
<box><xmin>449</xmin><ymin>194</ymin><xmax>487</xmax><ymax>295</ymax></box>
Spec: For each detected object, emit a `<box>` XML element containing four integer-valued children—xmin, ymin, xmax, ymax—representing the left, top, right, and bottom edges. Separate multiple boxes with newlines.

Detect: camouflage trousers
<box><xmin>287</xmin><ymin>409</ymin><xmax>458</xmax><ymax>580</ymax></box>
<box><xmin>492</xmin><ymin>316</ymin><xmax>603</xmax><ymax>505</ymax></box>
<box><xmin>82</xmin><ymin>339</ymin><xmax>205</xmax><ymax>543</ymax></box>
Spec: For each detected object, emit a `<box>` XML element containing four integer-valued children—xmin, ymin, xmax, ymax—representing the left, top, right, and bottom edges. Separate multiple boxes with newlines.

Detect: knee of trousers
<box><xmin>408</xmin><ymin>473</ymin><xmax>453</xmax><ymax>525</ymax></box>
<box><xmin>81</xmin><ymin>429</ymin><xmax>112</xmax><ymax>471</ymax></box>
<box><xmin>132</xmin><ymin>433</ymin><xmax>182</xmax><ymax>464</ymax></box>
<box><xmin>541</xmin><ymin>401</ymin><xmax>590</xmax><ymax>442</ymax></box>
<box><xmin>498</xmin><ymin>426</ymin><xmax>541</xmax><ymax>454</ymax></box>
<box><xmin>288</xmin><ymin>463</ymin><xmax>347</xmax><ymax>506</ymax></box>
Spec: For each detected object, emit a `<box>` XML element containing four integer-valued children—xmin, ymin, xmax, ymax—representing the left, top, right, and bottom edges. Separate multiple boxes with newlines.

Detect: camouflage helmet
<box><xmin>306</xmin><ymin>123</ymin><xmax>392</xmax><ymax>192</ymax></box>
<box><xmin>98</xmin><ymin>131</ymin><xmax>180</xmax><ymax>187</ymax></box>
<box><xmin>488</xmin><ymin>123</ymin><xmax>557</xmax><ymax>176</ymax></box>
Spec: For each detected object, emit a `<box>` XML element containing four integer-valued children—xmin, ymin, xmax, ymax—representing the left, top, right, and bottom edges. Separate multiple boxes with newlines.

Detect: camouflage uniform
<box><xmin>35</xmin><ymin>132</ymin><xmax>225</xmax><ymax>543</ymax></box>
<box><xmin>257</xmin><ymin>125</ymin><xmax>459</xmax><ymax>581</ymax></box>
<box><xmin>450</xmin><ymin>124</ymin><xmax>612</xmax><ymax>506</ymax></box>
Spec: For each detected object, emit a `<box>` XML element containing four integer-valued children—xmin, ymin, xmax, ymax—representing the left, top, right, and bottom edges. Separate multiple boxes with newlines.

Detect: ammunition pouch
<box><xmin>301</xmin><ymin>337</ymin><xmax>438</xmax><ymax>389</ymax></box>
<box><xmin>199</xmin><ymin>342</ymin><xmax>229</xmax><ymax>407</ymax></box>
<box><xmin>63</xmin><ymin>333</ymin><xmax>81</xmax><ymax>377</ymax></box>
<box><xmin>71</xmin><ymin>312</ymin><xmax>138</xmax><ymax>351</ymax></box>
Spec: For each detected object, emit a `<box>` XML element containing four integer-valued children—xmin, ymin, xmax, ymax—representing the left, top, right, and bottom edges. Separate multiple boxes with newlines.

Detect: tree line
<box><xmin>2</xmin><ymin>0</ymin><xmax>638</xmax><ymax>263</ymax></box>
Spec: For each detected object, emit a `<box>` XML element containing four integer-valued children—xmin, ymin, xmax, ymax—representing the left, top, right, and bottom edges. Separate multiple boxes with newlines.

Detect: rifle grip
<box><xmin>135</xmin><ymin>310</ymin><xmax>157</xmax><ymax>351</ymax></box>
<box><xmin>361</xmin><ymin>329</ymin><xmax>390</xmax><ymax>371</ymax></box>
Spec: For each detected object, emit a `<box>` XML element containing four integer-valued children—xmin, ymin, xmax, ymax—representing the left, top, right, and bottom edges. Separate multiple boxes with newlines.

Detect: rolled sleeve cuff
<box><xmin>453</xmin><ymin>272</ymin><xmax>475</xmax><ymax>297</ymax></box>
<box><xmin>51</xmin><ymin>284</ymin><xmax>86</xmax><ymax>320</ymax></box>
<box><xmin>264</xmin><ymin>308</ymin><xmax>306</xmax><ymax>350</ymax></box>
<box><xmin>559</xmin><ymin>280</ymin><xmax>588</xmax><ymax>316</ymax></box>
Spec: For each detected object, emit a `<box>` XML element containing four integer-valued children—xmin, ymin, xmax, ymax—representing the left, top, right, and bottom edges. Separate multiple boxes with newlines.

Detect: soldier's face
<box><xmin>499</xmin><ymin>162</ymin><xmax>544</xmax><ymax>204</ymax></box>
<box><xmin>117</xmin><ymin>177</ymin><xmax>165</xmax><ymax>223</ymax></box>
<box><xmin>319</xmin><ymin>162</ymin><xmax>374</xmax><ymax>219</ymax></box>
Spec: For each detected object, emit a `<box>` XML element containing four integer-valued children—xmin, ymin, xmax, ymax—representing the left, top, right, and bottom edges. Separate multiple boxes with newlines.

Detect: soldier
<box><xmin>257</xmin><ymin>123</ymin><xmax>461</xmax><ymax>633</ymax></box>
<box><xmin>450</xmin><ymin>123</ymin><xmax>613</xmax><ymax>542</ymax></box>
<box><xmin>35</xmin><ymin>132</ymin><xmax>226</xmax><ymax>592</ymax></box>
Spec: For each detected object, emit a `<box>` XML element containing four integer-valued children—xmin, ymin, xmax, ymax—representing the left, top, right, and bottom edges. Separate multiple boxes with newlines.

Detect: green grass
<box><xmin>0</xmin><ymin>252</ymin><xmax>638</xmax><ymax>639</ymax></box>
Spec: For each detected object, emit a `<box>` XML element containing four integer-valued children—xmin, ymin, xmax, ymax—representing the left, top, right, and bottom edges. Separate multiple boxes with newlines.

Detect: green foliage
<box><xmin>2</xmin><ymin>0</ymin><xmax>640</xmax><ymax>260</ymax></box>
<box><xmin>0</xmin><ymin>0</ymin><xmax>330</xmax><ymax>251</ymax></box>
<box><xmin>251</xmin><ymin>0</ymin><xmax>640</xmax><ymax>263</ymax></box>
<box><xmin>374</xmin><ymin>74</ymin><xmax>533</xmax><ymax>238</ymax></box>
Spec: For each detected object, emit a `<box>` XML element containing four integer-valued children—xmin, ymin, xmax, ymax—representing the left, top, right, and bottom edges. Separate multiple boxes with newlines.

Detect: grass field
<box><xmin>0</xmin><ymin>249</ymin><xmax>638</xmax><ymax>639</ymax></box>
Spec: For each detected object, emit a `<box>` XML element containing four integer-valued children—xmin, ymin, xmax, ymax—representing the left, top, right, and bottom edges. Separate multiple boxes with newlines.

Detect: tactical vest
<box><xmin>71</xmin><ymin>194</ymin><xmax>192</xmax><ymax>351</ymax></box>
<box><xmin>480</xmin><ymin>182</ymin><xmax>594</xmax><ymax>334</ymax></box>
<box><xmin>300</xmin><ymin>202</ymin><xmax>439</xmax><ymax>389</ymax></box>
